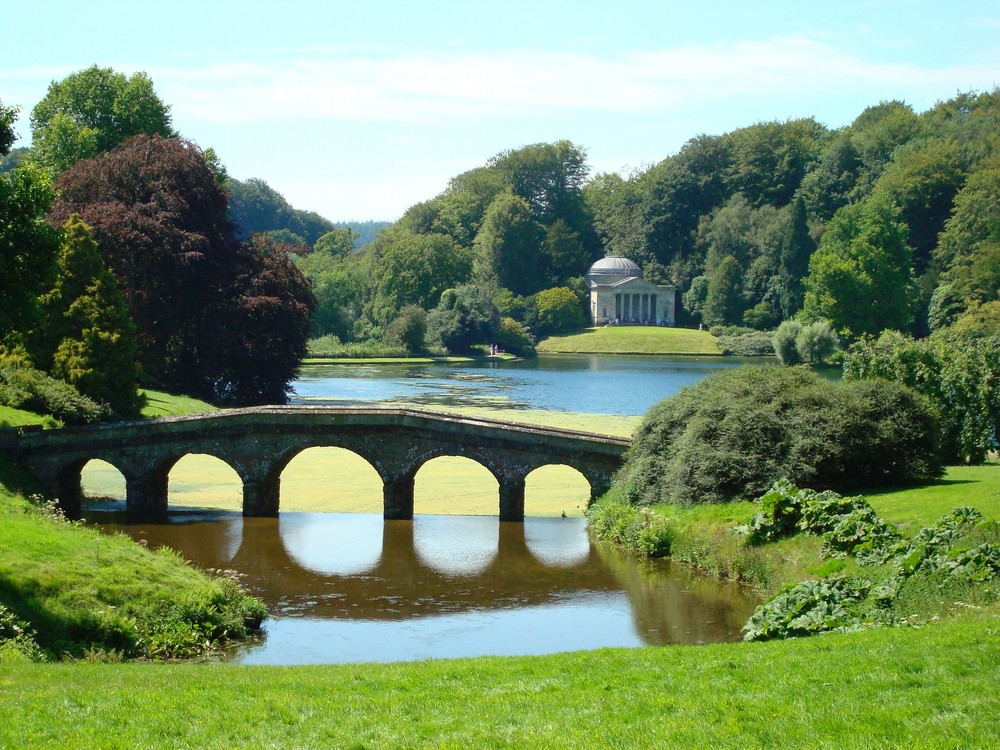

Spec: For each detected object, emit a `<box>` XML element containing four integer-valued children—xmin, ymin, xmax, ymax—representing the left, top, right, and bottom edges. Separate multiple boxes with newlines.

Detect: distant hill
<box><xmin>332</xmin><ymin>220</ymin><xmax>392</xmax><ymax>248</ymax></box>
<box><xmin>227</xmin><ymin>176</ymin><xmax>390</xmax><ymax>248</ymax></box>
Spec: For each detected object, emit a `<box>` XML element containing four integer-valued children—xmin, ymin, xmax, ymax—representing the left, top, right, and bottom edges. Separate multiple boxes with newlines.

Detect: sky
<box><xmin>3</xmin><ymin>1</ymin><xmax>999</xmax><ymax>222</ymax></box>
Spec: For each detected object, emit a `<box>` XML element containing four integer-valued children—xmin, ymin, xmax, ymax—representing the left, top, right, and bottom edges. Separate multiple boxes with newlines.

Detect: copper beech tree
<box><xmin>49</xmin><ymin>135</ymin><xmax>315</xmax><ymax>405</ymax></box>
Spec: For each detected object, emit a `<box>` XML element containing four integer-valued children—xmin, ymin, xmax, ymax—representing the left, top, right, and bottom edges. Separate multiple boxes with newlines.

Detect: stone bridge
<box><xmin>3</xmin><ymin>407</ymin><xmax>631</xmax><ymax>521</ymax></box>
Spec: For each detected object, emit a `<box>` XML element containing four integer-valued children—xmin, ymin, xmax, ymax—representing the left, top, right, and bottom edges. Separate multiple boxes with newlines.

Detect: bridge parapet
<box><xmin>5</xmin><ymin>406</ymin><xmax>630</xmax><ymax>521</ymax></box>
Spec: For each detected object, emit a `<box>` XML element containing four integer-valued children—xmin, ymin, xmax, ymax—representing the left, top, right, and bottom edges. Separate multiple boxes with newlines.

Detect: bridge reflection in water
<box><xmin>86</xmin><ymin>507</ymin><xmax>759</xmax><ymax>664</ymax></box>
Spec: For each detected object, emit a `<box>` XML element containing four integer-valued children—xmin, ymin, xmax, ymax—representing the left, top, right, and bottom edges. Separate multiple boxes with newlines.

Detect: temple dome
<box><xmin>587</xmin><ymin>256</ymin><xmax>641</xmax><ymax>278</ymax></box>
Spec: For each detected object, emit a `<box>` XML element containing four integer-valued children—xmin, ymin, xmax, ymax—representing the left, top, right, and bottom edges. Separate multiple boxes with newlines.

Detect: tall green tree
<box><xmin>726</xmin><ymin>118</ymin><xmax>827</xmax><ymax>207</ymax></box>
<box><xmin>473</xmin><ymin>192</ymin><xmax>545</xmax><ymax>295</ymax></box>
<box><xmin>31</xmin><ymin>66</ymin><xmax>173</xmax><ymax>173</ymax></box>
<box><xmin>425</xmin><ymin>285</ymin><xmax>500</xmax><ymax>354</ymax></box>
<box><xmin>778</xmin><ymin>195</ymin><xmax>815</xmax><ymax>318</ymax></box>
<box><xmin>0</xmin><ymin>99</ymin><xmax>18</xmax><ymax>156</ymax></box>
<box><xmin>702</xmin><ymin>255</ymin><xmax>744</xmax><ymax>327</ymax></box>
<box><xmin>35</xmin><ymin>215</ymin><xmax>143</xmax><ymax>416</ymax></box>
<box><xmin>369</xmin><ymin>228</ymin><xmax>472</xmax><ymax>327</ymax></box>
<box><xmin>543</xmin><ymin>219</ymin><xmax>590</xmax><ymax>285</ymax></box>
<box><xmin>803</xmin><ymin>195</ymin><xmax>916</xmax><ymax>338</ymax></box>
<box><xmin>0</xmin><ymin>163</ymin><xmax>60</xmax><ymax>348</ymax></box>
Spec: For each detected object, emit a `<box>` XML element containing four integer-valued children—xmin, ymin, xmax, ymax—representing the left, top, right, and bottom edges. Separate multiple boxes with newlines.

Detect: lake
<box><xmin>291</xmin><ymin>354</ymin><xmax>761</xmax><ymax>415</ymax></box>
<box><xmin>85</xmin><ymin>353</ymin><xmax>765</xmax><ymax>663</ymax></box>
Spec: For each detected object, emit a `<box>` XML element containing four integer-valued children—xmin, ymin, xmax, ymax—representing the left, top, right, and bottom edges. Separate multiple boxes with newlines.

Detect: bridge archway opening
<box><xmin>413</xmin><ymin>456</ymin><xmax>500</xmax><ymax>516</ymax></box>
<box><xmin>525</xmin><ymin>464</ymin><xmax>590</xmax><ymax>519</ymax></box>
<box><xmin>166</xmin><ymin>454</ymin><xmax>241</xmax><ymax>511</ymax></box>
<box><xmin>278</xmin><ymin>447</ymin><xmax>382</xmax><ymax>513</ymax></box>
<box><xmin>80</xmin><ymin>459</ymin><xmax>126</xmax><ymax>505</ymax></box>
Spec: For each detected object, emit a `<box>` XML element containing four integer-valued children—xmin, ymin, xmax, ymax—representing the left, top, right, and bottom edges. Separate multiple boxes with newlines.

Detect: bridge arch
<box><xmin>524</xmin><ymin>464</ymin><xmax>591</xmax><ymax>518</ymax></box>
<box><xmin>80</xmin><ymin>458</ymin><xmax>127</xmax><ymax>503</ymax></box>
<box><xmin>276</xmin><ymin>445</ymin><xmax>383</xmax><ymax>513</ymax></box>
<box><xmin>413</xmin><ymin>455</ymin><xmax>500</xmax><ymax>516</ymax></box>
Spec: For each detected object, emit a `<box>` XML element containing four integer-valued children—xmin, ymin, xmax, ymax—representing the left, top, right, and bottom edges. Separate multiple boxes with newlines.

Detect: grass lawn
<box><xmin>0</xmin><ymin>404</ymin><xmax>51</xmax><ymax>428</ymax></box>
<box><xmin>537</xmin><ymin>326</ymin><xmax>723</xmax><ymax>355</ymax></box>
<box><xmin>1</xmin><ymin>610</ymin><xmax>997</xmax><ymax>749</ymax></box>
<box><xmin>140</xmin><ymin>389</ymin><xmax>218</xmax><ymax>418</ymax></box>
<box><xmin>866</xmin><ymin>463</ymin><xmax>1000</xmax><ymax>531</ymax></box>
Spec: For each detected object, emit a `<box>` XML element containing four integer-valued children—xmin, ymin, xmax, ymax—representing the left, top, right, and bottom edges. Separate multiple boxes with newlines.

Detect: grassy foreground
<box><xmin>538</xmin><ymin>326</ymin><xmax>722</xmax><ymax>355</ymax></box>
<box><xmin>1</xmin><ymin>611</ymin><xmax>997</xmax><ymax>749</ymax></box>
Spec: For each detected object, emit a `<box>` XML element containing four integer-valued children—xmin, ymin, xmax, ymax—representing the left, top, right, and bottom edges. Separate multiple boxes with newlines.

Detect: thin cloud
<box><xmin>148</xmin><ymin>36</ymin><xmax>998</xmax><ymax>128</ymax></box>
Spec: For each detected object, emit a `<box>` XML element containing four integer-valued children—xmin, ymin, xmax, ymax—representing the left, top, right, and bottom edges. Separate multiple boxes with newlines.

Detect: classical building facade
<box><xmin>587</xmin><ymin>256</ymin><xmax>676</xmax><ymax>326</ymax></box>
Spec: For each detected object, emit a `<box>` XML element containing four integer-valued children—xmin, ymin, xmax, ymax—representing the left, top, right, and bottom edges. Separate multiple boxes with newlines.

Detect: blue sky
<box><xmin>3</xmin><ymin>1</ymin><xmax>999</xmax><ymax>221</ymax></box>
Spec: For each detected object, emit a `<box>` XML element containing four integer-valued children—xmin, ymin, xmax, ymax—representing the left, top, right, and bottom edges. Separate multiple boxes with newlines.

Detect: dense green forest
<box><xmin>296</xmin><ymin>91</ymin><xmax>999</xmax><ymax>357</ymax></box>
<box><xmin>1</xmin><ymin>65</ymin><xmax>999</xmax><ymax>419</ymax></box>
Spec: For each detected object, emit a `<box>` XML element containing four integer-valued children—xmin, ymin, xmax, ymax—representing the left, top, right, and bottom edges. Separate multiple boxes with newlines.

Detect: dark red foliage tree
<box><xmin>49</xmin><ymin>135</ymin><xmax>315</xmax><ymax>404</ymax></box>
<box><xmin>205</xmin><ymin>235</ymin><xmax>316</xmax><ymax>404</ymax></box>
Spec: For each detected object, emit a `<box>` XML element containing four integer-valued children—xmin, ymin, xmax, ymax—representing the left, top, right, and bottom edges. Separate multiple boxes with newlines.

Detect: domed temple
<box><xmin>586</xmin><ymin>256</ymin><xmax>676</xmax><ymax>326</ymax></box>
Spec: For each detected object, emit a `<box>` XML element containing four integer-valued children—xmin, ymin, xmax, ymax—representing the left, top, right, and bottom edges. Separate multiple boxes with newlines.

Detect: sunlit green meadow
<box><xmin>537</xmin><ymin>326</ymin><xmax>722</xmax><ymax>355</ymax></box>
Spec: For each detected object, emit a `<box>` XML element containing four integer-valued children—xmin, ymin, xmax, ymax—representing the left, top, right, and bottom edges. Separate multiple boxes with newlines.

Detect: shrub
<box><xmin>716</xmin><ymin>329</ymin><xmax>775</xmax><ymax>356</ymax></box>
<box><xmin>743</xmin><ymin>577</ymin><xmax>871</xmax><ymax>641</ymax></box>
<box><xmin>843</xmin><ymin>331</ymin><xmax>1000</xmax><ymax>464</ymax></box>
<box><xmin>495</xmin><ymin>317</ymin><xmax>535</xmax><ymax>357</ymax></box>
<box><xmin>795</xmin><ymin>320</ymin><xmax>840</xmax><ymax>364</ymax></box>
<box><xmin>587</xmin><ymin>495</ymin><xmax>674</xmax><ymax>558</ymax></box>
<box><xmin>616</xmin><ymin>366</ymin><xmax>943</xmax><ymax>506</ymax></box>
<box><xmin>0</xmin><ymin>364</ymin><xmax>108</xmax><ymax>424</ymax></box>
<box><xmin>772</xmin><ymin>320</ymin><xmax>802</xmax><ymax>365</ymax></box>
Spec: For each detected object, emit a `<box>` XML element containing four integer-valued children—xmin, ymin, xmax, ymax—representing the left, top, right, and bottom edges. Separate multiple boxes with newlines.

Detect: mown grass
<box><xmin>0</xmin><ymin>609</ymin><xmax>997</xmax><ymax>749</ymax></box>
<box><xmin>537</xmin><ymin>326</ymin><xmax>722</xmax><ymax>355</ymax></box>
<box><xmin>139</xmin><ymin>389</ymin><xmax>217</xmax><ymax>418</ymax></box>
<box><xmin>866</xmin><ymin>462</ymin><xmax>1000</xmax><ymax>531</ymax></box>
<box><xmin>0</xmin><ymin>404</ymin><xmax>52</xmax><ymax>428</ymax></box>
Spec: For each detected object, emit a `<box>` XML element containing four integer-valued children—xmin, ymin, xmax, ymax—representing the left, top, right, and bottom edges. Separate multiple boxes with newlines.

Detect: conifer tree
<box><xmin>702</xmin><ymin>255</ymin><xmax>744</xmax><ymax>327</ymax></box>
<box><xmin>37</xmin><ymin>215</ymin><xmax>143</xmax><ymax>416</ymax></box>
<box><xmin>778</xmin><ymin>195</ymin><xmax>815</xmax><ymax>319</ymax></box>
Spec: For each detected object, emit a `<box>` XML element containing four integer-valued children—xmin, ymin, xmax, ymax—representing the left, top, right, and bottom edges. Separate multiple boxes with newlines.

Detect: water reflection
<box><xmin>86</xmin><ymin>506</ymin><xmax>759</xmax><ymax>664</ymax></box>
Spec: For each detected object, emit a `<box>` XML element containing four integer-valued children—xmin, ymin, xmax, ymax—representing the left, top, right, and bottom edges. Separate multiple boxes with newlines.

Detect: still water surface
<box><xmin>292</xmin><ymin>354</ymin><xmax>758</xmax><ymax>415</ymax></box>
<box><xmin>87</xmin><ymin>354</ymin><xmax>765</xmax><ymax>663</ymax></box>
<box><xmin>89</xmin><ymin>508</ymin><xmax>758</xmax><ymax>664</ymax></box>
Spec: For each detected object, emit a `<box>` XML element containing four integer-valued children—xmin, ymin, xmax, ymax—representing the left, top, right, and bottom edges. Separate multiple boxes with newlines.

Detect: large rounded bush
<box><xmin>617</xmin><ymin>366</ymin><xmax>942</xmax><ymax>506</ymax></box>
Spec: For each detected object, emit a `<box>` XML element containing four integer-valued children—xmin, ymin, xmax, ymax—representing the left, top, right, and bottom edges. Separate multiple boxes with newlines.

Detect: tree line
<box><xmin>1</xmin><ymin>66</ymin><xmax>314</xmax><ymax>419</ymax></box>
<box><xmin>2</xmin><ymin>64</ymin><xmax>998</xmax><ymax>425</ymax></box>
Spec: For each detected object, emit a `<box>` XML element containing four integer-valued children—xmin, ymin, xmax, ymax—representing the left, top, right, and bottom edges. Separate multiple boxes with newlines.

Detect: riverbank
<box><xmin>0</xmin><ymin>474</ymin><xmax>266</xmax><ymax>662</ymax></box>
<box><xmin>302</xmin><ymin>353</ymin><xmax>522</xmax><ymax>365</ymax></box>
<box><xmin>537</xmin><ymin>326</ymin><xmax>722</xmax><ymax>355</ymax></box>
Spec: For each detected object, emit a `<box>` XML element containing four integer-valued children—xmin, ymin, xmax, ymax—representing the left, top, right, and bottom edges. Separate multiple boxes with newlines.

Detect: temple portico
<box><xmin>587</xmin><ymin>256</ymin><xmax>676</xmax><ymax>326</ymax></box>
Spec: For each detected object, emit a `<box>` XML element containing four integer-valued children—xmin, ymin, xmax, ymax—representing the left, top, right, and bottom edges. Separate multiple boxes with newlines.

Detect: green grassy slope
<box><xmin>537</xmin><ymin>326</ymin><xmax>722</xmax><ymax>355</ymax></box>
